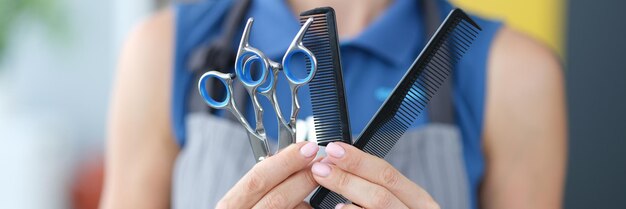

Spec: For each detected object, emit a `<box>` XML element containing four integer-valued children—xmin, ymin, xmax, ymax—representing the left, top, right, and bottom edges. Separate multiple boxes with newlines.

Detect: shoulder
<box><xmin>489</xmin><ymin>26</ymin><xmax>562</xmax><ymax>82</ymax></box>
<box><xmin>110</xmin><ymin>7</ymin><xmax>175</xmax><ymax>140</ymax></box>
<box><xmin>484</xmin><ymin>26</ymin><xmax>565</xmax><ymax>140</ymax></box>
<box><xmin>483</xmin><ymin>26</ymin><xmax>566</xmax><ymax>168</ymax></box>
<box><xmin>113</xmin><ymin>7</ymin><xmax>174</xmax><ymax>129</ymax></box>
<box><xmin>485</xmin><ymin>26</ymin><xmax>564</xmax><ymax>119</ymax></box>
<box><xmin>102</xmin><ymin>8</ymin><xmax>178</xmax><ymax>209</ymax></box>
<box><xmin>117</xmin><ymin>7</ymin><xmax>173</xmax><ymax>102</ymax></box>
<box><xmin>123</xmin><ymin>8</ymin><xmax>173</xmax><ymax>62</ymax></box>
<box><xmin>117</xmin><ymin>8</ymin><xmax>173</xmax><ymax>92</ymax></box>
<box><xmin>480</xmin><ymin>26</ymin><xmax>566</xmax><ymax>208</ymax></box>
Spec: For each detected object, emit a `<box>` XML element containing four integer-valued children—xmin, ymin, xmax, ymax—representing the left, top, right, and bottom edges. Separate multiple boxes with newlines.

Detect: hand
<box><xmin>311</xmin><ymin>142</ymin><xmax>440</xmax><ymax>209</ymax></box>
<box><xmin>217</xmin><ymin>141</ymin><xmax>320</xmax><ymax>209</ymax></box>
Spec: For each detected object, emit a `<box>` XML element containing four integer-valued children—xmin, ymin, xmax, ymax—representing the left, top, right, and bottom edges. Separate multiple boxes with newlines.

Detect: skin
<box><xmin>313</xmin><ymin>142</ymin><xmax>440</xmax><ymax>209</ymax></box>
<box><xmin>218</xmin><ymin>141</ymin><xmax>320</xmax><ymax>208</ymax></box>
<box><xmin>101</xmin><ymin>0</ymin><xmax>566</xmax><ymax>208</ymax></box>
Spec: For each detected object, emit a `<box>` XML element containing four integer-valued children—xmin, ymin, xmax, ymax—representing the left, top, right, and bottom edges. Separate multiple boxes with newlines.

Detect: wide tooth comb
<box><xmin>309</xmin><ymin>9</ymin><xmax>482</xmax><ymax>208</ymax></box>
<box><xmin>299</xmin><ymin>7</ymin><xmax>352</xmax><ymax>146</ymax></box>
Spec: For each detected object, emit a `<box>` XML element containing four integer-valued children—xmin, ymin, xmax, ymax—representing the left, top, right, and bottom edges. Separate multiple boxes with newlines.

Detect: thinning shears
<box><xmin>198</xmin><ymin>17</ymin><xmax>317</xmax><ymax>162</ymax></box>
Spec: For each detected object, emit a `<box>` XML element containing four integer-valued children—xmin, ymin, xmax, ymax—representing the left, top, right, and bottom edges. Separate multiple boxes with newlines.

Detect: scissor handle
<box><xmin>242</xmin><ymin>54</ymin><xmax>278</xmax><ymax>95</ymax></box>
<box><xmin>282</xmin><ymin>17</ymin><xmax>317</xmax><ymax>85</ymax></box>
<box><xmin>198</xmin><ymin>71</ymin><xmax>233</xmax><ymax>108</ymax></box>
<box><xmin>235</xmin><ymin>50</ymin><xmax>269</xmax><ymax>87</ymax></box>
<box><xmin>283</xmin><ymin>47</ymin><xmax>317</xmax><ymax>85</ymax></box>
<box><xmin>235</xmin><ymin>18</ymin><xmax>270</xmax><ymax>88</ymax></box>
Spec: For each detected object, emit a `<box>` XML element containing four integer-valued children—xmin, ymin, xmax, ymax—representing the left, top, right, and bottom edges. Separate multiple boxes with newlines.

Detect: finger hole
<box><xmin>284</xmin><ymin>50</ymin><xmax>314</xmax><ymax>84</ymax></box>
<box><xmin>198</xmin><ymin>73</ymin><xmax>230</xmax><ymax>108</ymax></box>
<box><xmin>244</xmin><ymin>56</ymin><xmax>270</xmax><ymax>90</ymax></box>
<box><xmin>236</xmin><ymin>52</ymin><xmax>267</xmax><ymax>86</ymax></box>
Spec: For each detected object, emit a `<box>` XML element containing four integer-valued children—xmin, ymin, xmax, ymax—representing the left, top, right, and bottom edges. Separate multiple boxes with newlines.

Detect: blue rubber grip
<box><xmin>236</xmin><ymin>51</ymin><xmax>268</xmax><ymax>87</ymax></box>
<box><xmin>198</xmin><ymin>72</ymin><xmax>230</xmax><ymax>108</ymax></box>
<box><xmin>244</xmin><ymin>57</ymin><xmax>274</xmax><ymax>93</ymax></box>
<box><xmin>283</xmin><ymin>49</ymin><xmax>316</xmax><ymax>85</ymax></box>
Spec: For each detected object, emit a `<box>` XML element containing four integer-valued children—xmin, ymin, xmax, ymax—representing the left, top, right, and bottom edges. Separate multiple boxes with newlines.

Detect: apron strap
<box><xmin>424</xmin><ymin>0</ymin><xmax>455</xmax><ymax>125</ymax></box>
<box><xmin>188</xmin><ymin>0</ymin><xmax>251</xmax><ymax>121</ymax></box>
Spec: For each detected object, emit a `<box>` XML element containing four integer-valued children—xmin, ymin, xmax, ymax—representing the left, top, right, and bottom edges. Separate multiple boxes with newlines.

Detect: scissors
<box><xmin>198</xmin><ymin>17</ymin><xmax>317</xmax><ymax>162</ymax></box>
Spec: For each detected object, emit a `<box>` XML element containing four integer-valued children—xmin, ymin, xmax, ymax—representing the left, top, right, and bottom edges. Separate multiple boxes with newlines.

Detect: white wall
<box><xmin>0</xmin><ymin>0</ymin><xmax>156</xmax><ymax>208</ymax></box>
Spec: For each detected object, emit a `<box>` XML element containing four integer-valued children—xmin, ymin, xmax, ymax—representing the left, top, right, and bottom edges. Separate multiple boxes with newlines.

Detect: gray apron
<box><xmin>172</xmin><ymin>77</ymin><xmax>470</xmax><ymax>209</ymax></box>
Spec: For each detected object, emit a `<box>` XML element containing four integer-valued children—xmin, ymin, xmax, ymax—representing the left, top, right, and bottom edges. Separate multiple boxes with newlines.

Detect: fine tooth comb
<box><xmin>299</xmin><ymin>7</ymin><xmax>352</xmax><ymax>146</ymax></box>
<box><xmin>309</xmin><ymin>9</ymin><xmax>482</xmax><ymax>208</ymax></box>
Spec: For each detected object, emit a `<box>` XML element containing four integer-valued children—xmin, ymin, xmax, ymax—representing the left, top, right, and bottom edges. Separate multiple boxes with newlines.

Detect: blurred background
<box><xmin>0</xmin><ymin>0</ymin><xmax>624</xmax><ymax>209</ymax></box>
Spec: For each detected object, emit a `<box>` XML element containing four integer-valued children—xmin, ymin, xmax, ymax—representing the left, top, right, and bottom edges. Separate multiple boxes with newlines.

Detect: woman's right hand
<box><xmin>217</xmin><ymin>141</ymin><xmax>320</xmax><ymax>209</ymax></box>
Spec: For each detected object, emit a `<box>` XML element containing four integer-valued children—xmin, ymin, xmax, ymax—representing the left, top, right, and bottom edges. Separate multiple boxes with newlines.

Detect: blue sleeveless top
<box><xmin>173</xmin><ymin>0</ymin><xmax>501</xmax><ymax>208</ymax></box>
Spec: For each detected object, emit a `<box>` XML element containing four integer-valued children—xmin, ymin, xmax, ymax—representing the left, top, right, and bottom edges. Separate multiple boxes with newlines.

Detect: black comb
<box><xmin>299</xmin><ymin>7</ymin><xmax>352</xmax><ymax>146</ymax></box>
<box><xmin>309</xmin><ymin>9</ymin><xmax>482</xmax><ymax>208</ymax></box>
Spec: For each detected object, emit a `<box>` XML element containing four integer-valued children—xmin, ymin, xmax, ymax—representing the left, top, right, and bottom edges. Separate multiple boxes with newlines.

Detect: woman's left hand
<box><xmin>311</xmin><ymin>142</ymin><xmax>440</xmax><ymax>209</ymax></box>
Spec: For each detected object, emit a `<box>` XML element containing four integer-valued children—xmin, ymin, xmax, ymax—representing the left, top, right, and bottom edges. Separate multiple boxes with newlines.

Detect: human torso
<box><xmin>171</xmin><ymin>0</ymin><xmax>502</xmax><ymax>208</ymax></box>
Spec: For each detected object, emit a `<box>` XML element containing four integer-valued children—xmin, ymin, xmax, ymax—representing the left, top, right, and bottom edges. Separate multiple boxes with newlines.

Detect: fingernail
<box><xmin>300</xmin><ymin>141</ymin><xmax>319</xmax><ymax>158</ymax></box>
<box><xmin>311</xmin><ymin>162</ymin><xmax>331</xmax><ymax>177</ymax></box>
<box><xmin>335</xmin><ymin>203</ymin><xmax>345</xmax><ymax>209</ymax></box>
<box><xmin>326</xmin><ymin>142</ymin><xmax>345</xmax><ymax>158</ymax></box>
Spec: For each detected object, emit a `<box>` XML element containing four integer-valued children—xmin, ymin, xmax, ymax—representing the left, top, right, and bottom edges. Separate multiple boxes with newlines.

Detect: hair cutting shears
<box><xmin>198</xmin><ymin>17</ymin><xmax>317</xmax><ymax>162</ymax></box>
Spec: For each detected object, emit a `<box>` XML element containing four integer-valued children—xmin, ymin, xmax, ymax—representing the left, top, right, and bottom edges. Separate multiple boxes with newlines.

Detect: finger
<box><xmin>219</xmin><ymin>141</ymin><xmax>319</xmax><ymax>208</ymax></box>
<box><xmin>311</xmin><ymin>162</ymin><xmax>408</xmax><ymax>209</ymax></box>
<box><xmin>324</xmin><ymin>142</ymin><xmax>436</xmax><ymax>208</ymax></box>
<box><xmin>335</xmin><ymin>203</ymin><xmax>362</xmax><ymax>209</ymax></box>
<box><xmin>253</xmin><ymin>169</ymin><xmax>319</xmax><ymax>209</ymax></box>
<box><xmin>294</xmin><ymin>201</ymin><xmax>313</xmax><ymax>209</ymax></box>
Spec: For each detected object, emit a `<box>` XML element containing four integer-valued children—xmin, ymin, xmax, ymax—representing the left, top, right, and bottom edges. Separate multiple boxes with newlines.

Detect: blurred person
<box><xmin>102</xmin><ymin>0</ymin><xmax>566</xmax><ymax>208</ymax></box>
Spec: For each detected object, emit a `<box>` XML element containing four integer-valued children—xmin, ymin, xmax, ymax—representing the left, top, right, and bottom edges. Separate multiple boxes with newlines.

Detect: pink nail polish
<box><xmin>311</xmin><ymin>162</ymin><xmax>331</xmax><ymax>177</ymax></box>
<box><xmin>300</xmin><ymin>142</ymin><xmax>319</xmax><ymax>158</ymax></box>
<box><xmin>335</xmin><ymin>203</ymin><xmax>345</xmax><ymax>209</ymax></box>
<box><xmin>326</xmin><ymin>142</ymin><xmax>345</xmax><ymax>158</ymax></box>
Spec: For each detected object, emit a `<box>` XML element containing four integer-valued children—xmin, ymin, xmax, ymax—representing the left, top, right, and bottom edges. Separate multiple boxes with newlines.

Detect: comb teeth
<box><xmin>299</xmin><ymin>7</ymin><xmax>352</xmax><ymax>146</ymax></box>
<box><xmin>359</xmin><ymin>8</ymin><xmax>481</xmax><ymax>158</ymax></box>
<box><xmin>309</xmin><ymin>9</ymin><xmax>482</xmax><ymax>209</ymax></box>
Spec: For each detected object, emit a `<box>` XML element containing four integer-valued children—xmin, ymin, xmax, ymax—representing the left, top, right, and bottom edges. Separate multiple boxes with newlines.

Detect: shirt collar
<box><xmin>343</xmin><ymin>0</ymin><xmax>424</xmax><ymax>67</ymax></box>
<box><xmin>245</xmin><ymin>0</ymin><xmax>424</xmax><ymax>66</ymax></box>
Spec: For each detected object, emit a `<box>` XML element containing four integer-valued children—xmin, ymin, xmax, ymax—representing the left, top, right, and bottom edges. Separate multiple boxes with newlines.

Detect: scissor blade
<box><xmin>246</xmin><ymin>131</ymin><xmax>270</xmax><ymax>163</ymax></box>
<box><xmin>277</xmin><ymin>121</ymin><xmax>296</xmax><ymax>151</ymax></box>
